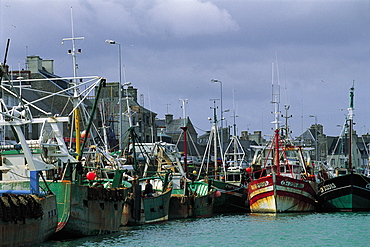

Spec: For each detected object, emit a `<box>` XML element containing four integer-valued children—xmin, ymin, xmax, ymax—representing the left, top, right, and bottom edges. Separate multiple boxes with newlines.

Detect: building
<box><xmin>98</xmin><ymin>82</ymin><xmax>157</xmax><ymax>150</ymax></box>
<box><xmin>1</xmin><ymin>56</ymin><xmax>76</xmax><ymax>141</ymax></box>
<box><xmin>155</xmin><ymin>114</ymin><xmax>199</xmax><ymax>155</ymax></box>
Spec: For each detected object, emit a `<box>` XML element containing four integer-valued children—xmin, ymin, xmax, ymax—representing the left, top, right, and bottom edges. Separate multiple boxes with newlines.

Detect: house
<box><xmin>155</xmin><ymin>114</ymin><xmax>200</xmax><ymax>155</ymax></box>
<box><xmin>2</xmin><ymin>55</ymin><xmax>77</xmax><ymax>141</ymax></box>
<box><xmin>98</xmin><ymin>83</ymin><xmax>157</xmax><ymax>150</ymax></box>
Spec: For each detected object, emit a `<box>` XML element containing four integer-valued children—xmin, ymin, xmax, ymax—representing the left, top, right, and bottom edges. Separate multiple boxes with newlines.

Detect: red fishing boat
<box><xmin>248</xmin><ymin>129</ymin><xmax>317</xmax><ymax>213</ymax></box>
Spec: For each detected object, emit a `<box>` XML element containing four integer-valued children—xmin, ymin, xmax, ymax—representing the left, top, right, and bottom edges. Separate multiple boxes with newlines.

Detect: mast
<box><xmin>348</xmin><ymin>80</ymin><xmax>354</xmax><ymax>171</ymax></box>
<box><xmin>212</xmin><ymin>100</ymin><xmax>219</xmax><ymax>178</ymax></box>
<box><xmin>271</xmin><ymin>61</ymin><xmax>281</xmax><ymax>131</ymax></box>
<box><xmin>180</xmin><ymin>99</ymin><xmax>188</xmax><ymax>176</ymax></box>
<box><xmin>274</xmin><ymin>129</ymin><xmax>280</xmax><ymax>175</ymax></box>
<box><xmin>271</xmin><ymin>61</ymin><xmax>281</xmax><ymax>174</ymax></box>
<box><xmin>62</xmin><ymin>7</ymin><xmax>84</xmax><ymax>158</ymax></box>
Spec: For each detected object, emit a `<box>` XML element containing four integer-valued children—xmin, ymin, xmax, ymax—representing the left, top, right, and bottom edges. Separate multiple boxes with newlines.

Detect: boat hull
<box><xmin>212</xmin><ymin>180</ymin><xmax>249</xmax><ymax>213</ymax></box>
<box><xmin>50</xmin><ymin>181</ymin><xmax>128</xmax><ymax>238</ymax></box>
<box><xmin>192</xmin><ymin>192</ymin><xmax>214</xmax><ymax>217</ymax></box>
<box><xmin>169</xmin><ymin>193</ymin><xmax>214</xmax><ymax>219</ymax></box>
<box><xmin>128</xmin><ymin>186</ymin><xmax>172</xmax><ymax>225</ymax></box>
<box><xmin>317</xmin><ymin>173</ymin><xmax>370</xmax><ymax>212</ymax></box>
<box><xmin>170</xmin><ymin>181</ymin><xmax>215</xmax><ymax>219</ymax></box>
<box><xmin>248</xmin><ymin>174</ymin><xmax>316</xmax><ymax>213</ymax></box>
<box><xmin>0</xmin><ymin>193</ymin><xmax>57</xmax><ymax>247</ymax></box>
<box><xmin>169</xmin><ymin>194</ymin><xmax>191</xmax><ymax>219</ymax></box>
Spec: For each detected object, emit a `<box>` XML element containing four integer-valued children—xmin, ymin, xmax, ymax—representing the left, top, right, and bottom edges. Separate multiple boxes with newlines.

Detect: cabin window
<box><xmin>293</xmin><ymin>166</ymin><xmax>301</xmax><ymax>173</ymax></box>
<box><xmin>337</xmin><ymin>170</ymin><xmax>347</xmax><ymax>175</ymax></box>
<box><xmin>330</xmin><ymin>159</ymin><xmax>335</xmax><ymax>167</ymax></box>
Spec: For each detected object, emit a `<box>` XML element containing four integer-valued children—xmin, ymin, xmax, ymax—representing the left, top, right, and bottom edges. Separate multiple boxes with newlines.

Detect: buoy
<box><xmin>246</xmin><ymin>167</ymin><xmax>252</xmax><ymax>173</ymax></box>
<box><xmin>215</xmin><ymin>190</ymin><xmax>221</xmax><ymax>197</ymax></box>
<box><xmin>192</xmin><ymin>170</ymin><xmax>197</xmax><ymax>175</ymax></box>
<box><xmin>86</xmin><ymin>171</ymin><xmax>96</xmax><ymax>180</ymax></box>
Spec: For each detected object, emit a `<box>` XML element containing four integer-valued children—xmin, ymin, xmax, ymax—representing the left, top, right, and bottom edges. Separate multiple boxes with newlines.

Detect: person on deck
<box><xmin>144</xmin><ymin>179</ymin><xmax>153</xmax><ymax>197</ymax></box>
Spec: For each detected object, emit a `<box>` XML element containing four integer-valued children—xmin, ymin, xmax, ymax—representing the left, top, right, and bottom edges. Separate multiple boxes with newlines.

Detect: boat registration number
<box><xmin>280</xmin><ymin>180</ymin><xmax>304</xmax><ymax>188</ymax></box>
<box><xmin>250</xmin><ymin>181</ymin><xmax>270</xmax><ymax>190</ymax></box>
<box><xmin>319</xmin><ymin>183</ymin><xmax>336</xmax><ymax>193</ymax></box>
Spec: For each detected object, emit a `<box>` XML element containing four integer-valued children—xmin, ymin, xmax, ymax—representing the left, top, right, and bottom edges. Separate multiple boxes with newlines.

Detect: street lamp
<box><xmin>211</xmin><ymin>79</ymin><xmax>224</xmax><ymax>149</ymax></box>
<box><xmin>309</xmin><ymin>115</ymin><xmax>318</xmax><ymax>162</ymax></box>
<box><xmin>106</xmin><ymin>39</ymin><xmax>123</xmax><ymax>152</ymax></box>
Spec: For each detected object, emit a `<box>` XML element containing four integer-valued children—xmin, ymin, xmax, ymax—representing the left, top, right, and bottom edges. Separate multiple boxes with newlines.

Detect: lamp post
<box><xmin>106</xmin><ymin>39</ymin><xmax>123</xmax><ymax>152</ymax></box>
<box><xmin>309</xmin><ymin>115</ymin><xmax>318</xmax><ymax>162</ymax></box>
<box><xmin>211</xmin><ymin>79</ymin><xmax>224</xmax><ymax>150</ymax></box>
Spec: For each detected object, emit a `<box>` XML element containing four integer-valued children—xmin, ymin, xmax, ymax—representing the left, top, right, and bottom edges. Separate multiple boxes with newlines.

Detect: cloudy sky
<box><xmin>1</xmin><ymin>0</ymin><xmax>369</xmax><ymax>138</ymax></box>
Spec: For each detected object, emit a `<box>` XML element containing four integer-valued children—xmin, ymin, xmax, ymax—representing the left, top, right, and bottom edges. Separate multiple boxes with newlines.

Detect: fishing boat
<box><xmin>198</xmin><ymin>101</ymin><xmax>249</xmax><ymax>213</ymax></box>
<box><xmin>248</xmin><ymin>129</ymin><xmax>317</xmax><ymax>213</ymax></box>
<box><xmin>0</xmin><ymin>60</ymin><xmax>131</xmax><ymax>237</ymax></box>
<box><xmin>317</xmin><ymin>82</ymin><xmax>370</xmax><ymax>211</ymax></box>
<box><xmin>124</xmin><ymin>128</ymin><xmax>173</xmax><ymax>225</ymax></box>
<box><xmin>247</xmin><ymin>71</ymin><xmax>317</xmax><ymax>213</ymax></box>
<box><xmin>48</xmin><ymin>77</ymin><xmax>132</xmax><ymax>237</ymax></box>
<box><xmin>0</xmin><ymin>99</ymin><xmax>58</xmax><ymax>246</ymax></box>
<box><xmin>169</xmin><ymin>178</ymin><xmax>215</xmax><ymax>219</ymax></box>
<box><xmin>156</xmin><ymin>141</ymin><xmax>215</xmax><ymax>219</ymax></box>
<box><xmin>167</xmin><ymin>104</ymin><xmax>215</xmax><ymax>219</ymax></box>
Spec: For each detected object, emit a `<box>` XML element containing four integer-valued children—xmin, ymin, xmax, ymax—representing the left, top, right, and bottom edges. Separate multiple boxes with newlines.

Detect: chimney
<box><xmin>26</xmin><ymin>56</ymin><xmax>54</xmax><ymax>74</ymax></box>
<box><xmin>165</xmin><ymin>114</ymin><xmax>173</xmax><ymax>125</ymax></box>
<box><xmin>126</xmin><ymin>86</ymin><xmax>138</xmax><ymax>102</ymax></box>
<box><xmin>27</xmin><ymin>56</ymin><xmax>42</xmax><ymax>73</ymax></box>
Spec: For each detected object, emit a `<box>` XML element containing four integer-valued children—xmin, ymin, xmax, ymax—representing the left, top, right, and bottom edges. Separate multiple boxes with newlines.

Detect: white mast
<box><xmin>271</xmin><ymin>61</ymin><xmax>281</xmax><ymax>130</ymax></box>
<box><xmin>62</xmin><ymin>7</ymin><xmax>84</xmax><ymax>157</ymax></box>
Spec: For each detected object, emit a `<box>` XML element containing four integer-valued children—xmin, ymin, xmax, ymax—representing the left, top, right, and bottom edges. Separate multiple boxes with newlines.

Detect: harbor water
<box><xmin>38</xmin><ymin>212</ymin><xmax>370</xmax><ymax>247</ymax></box>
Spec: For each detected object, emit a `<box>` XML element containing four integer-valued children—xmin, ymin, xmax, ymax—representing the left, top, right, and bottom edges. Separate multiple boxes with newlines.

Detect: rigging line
<box><xmin>187</xmin><ymin>132</ymin><xmax>201</xmax><ymax>157</ymax></box>
<box><xmin>193</xmin><ymin>124</ymin><xmax>208</xmax><ymax>133</ymax></box>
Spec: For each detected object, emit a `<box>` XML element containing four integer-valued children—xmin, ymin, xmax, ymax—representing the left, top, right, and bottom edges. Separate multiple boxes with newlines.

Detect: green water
<box><xmin>40</xmin><ymin>212</ymin><xmax>370</xmax><ymax>247</ymax></box>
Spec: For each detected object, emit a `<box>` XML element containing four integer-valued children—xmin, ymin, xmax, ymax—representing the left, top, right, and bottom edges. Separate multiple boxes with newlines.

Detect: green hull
<box><xmin>212</xmin><ymin>180</ymin><xmax>249</xmax><ymax>213</ymax></box>
<box><xmin>318</xmin><ymin>173</ymin><xmax>370</xmax><ymax>211</ymax></box>
<box><xmin>128</xmin><ymin>185</ymin><xmax>172</xmax><ymax>225</ymax></box>
<box><xmin>49</xmin><ymin>181</ymin><xmax>130</xmax><ymax>237</ymax></box>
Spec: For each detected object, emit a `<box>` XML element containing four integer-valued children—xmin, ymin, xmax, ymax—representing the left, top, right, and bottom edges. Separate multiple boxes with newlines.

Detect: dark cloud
<box><xmin>1</xmin><ymin>0</ymin><xmax>369</xmax><ymax>137</ymax></box>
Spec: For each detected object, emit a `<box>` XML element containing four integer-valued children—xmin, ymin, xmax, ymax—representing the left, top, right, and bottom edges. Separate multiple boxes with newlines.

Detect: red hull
<box><xmin>248</xmin><ymin>174</ymin><xmax>316</xmax><ymax>213</ymax></box>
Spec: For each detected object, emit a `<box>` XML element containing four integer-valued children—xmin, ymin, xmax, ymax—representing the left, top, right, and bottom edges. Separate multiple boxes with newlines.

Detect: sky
<box><xmin>1</xmin><ymin>0</ymin><xmax>369</xmax><ymax>139</ymax></box>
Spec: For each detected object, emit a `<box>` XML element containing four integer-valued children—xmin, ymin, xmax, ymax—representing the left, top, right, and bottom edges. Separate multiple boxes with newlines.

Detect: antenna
<box><xmin>62</xmin><ymin>7</ymin><xmax>84</xmax><ymax>79</ymax></box>
<box><xmin>231</xmin><ymin>89</ymin><xmax>239</xmax><ymax>137</ymax></box>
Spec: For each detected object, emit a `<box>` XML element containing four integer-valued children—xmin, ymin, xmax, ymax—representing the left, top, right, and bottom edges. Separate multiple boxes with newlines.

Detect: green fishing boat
<box><xmin>124</xmin><ymin>129</ymin><xmax>173</xmax><ymax>225</ymax></box>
